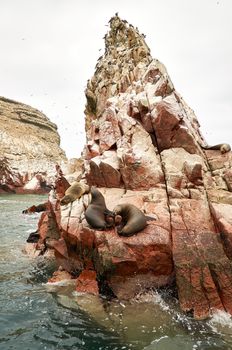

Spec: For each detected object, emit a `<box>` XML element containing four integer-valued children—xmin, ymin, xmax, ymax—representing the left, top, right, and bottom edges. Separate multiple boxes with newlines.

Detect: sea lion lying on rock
<box><xmin>113</xmin><ymin>203</ymin><xmax>156</xmax><ymax>237</ymax></box>
<box><xmin>85</xmin><ymin>187</ymin><xmax>114</xmax><ymax>230</ymax></box>
<box><xmin>22</xmin><ymin>202</ymin><xmax>47</xmax><ymax>214</ymax></box>
<box><xmin>60</xmin><ymin>181</ymin><xmax>90</xmax><ymax>205</ymax></box>
<box><xmin>202</xmin><ymin>143</ymin><xmax>231</xmax><ymax>154</ymax></box>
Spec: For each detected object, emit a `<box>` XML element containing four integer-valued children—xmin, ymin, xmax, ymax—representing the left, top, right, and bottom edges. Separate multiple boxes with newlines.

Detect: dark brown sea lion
<box><xmin>26</xmin><ymin>230</ymin><xmax>40</xmax><ymax>243</ymax></box>
<box><xmin>85</xmin><ymin>187</ymin><xmax>114</xmax><ymax>230</ymax></box>
<box><xmin>202</xmin><ymin>143</ymin><xmax>231</xmax><ymax>154</ymax></box>
<box><xmin>113</xmin><ymin>203</ymin><xmax>155</xmax><ymax>237</ymax></box>
<box><xmin>22</xmin><ymin>202</ymin><xmax>47</xmax><ymax>214</ymax></box>
<box><xmin>60</xmin><ymin>181</ymin><xmax>89</xmax><ymax>205</ymax></box>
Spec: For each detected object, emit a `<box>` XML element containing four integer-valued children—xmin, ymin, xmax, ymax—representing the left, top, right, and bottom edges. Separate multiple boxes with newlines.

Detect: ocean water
<box><xmin>1</xmin><ymin>194</ymin><xmax>232</xmax><ymax>350</ymax></box>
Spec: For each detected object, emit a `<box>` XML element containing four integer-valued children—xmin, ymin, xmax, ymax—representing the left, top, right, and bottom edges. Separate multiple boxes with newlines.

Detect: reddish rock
<box><xmin>23</xmin><ymin>242</ymin><xmax>41</xmax><ymax>258</ymax></box>
<box><xmin>99</xmin><ymin>107</ymin><xmax>120</xmax><ymax>152</ymax></box>
<box><xmin>48</xmin><ymin>269</ymin><xmax>73</xmax><ymax>283</ymax></box>
<box><xmin>224</xmin><ymin>169</ymin><xmax>232</xmax><ymax>191</ymax></box>
<box><xmin>76</xmin><ymin>270</ymin><xmax>99</xmax><ymax>295</ymax></box>
<box><xmin>0</xmin><ymin>158</ymin><xmax>51</xmax><ymax>194</ymax></box>
<box><xmin>210</xmin><ymin>202</ymin><xmax>232</xmax><ymax>260</ymax></box>
<box><xmin>54</xmin><ymin>166</ymin><xmax>70</xmax><ymax>199</ymax></box>
<box><xmin>171</xmin><ymin>199</ymin><xmax>232</xmax><ymax>319</ymax></box>
<box><xmin>86</xmin><ymin>151</ymin><xmax>121</xmax><ymax>187</ymax></box>
<box><xmin>57</xmin><ymin>187</ymin><xmax>173</xmax><ymax>298</ymax></box>
<box><xmin>37</xmin><ymin>207</ymin><xmax>60</xmax><ymax>243</ymax></box>
<box><xmin>26</xmin><ymin>15</ymin><xmax>232</xmax><ymax>320</ymax></box>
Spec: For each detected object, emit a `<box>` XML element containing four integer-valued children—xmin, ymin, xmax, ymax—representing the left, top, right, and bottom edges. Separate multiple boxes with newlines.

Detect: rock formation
<box><xmin>26</xmin><ymin>15</ymin><xmax>232</xmax><ymax>320</ymax></box>
<box><xmin>61</xmin><ymin>157</ymin><xmax>84</xmax><ymax>183</ymax></box>
<box><xmin>0</xmin><ymin>97</ymin><xmax>66</xmax><ymax>193</ymax></box>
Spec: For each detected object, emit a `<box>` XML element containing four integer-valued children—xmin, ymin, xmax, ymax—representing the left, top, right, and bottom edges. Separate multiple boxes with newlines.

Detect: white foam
<box><xmin>152</xmin><ymin>335</ymin><xmax>169</xmax><ymax>343</ymax></box>
<box><xmin>209</xmin><ymin>309</ymin><xmax>232</xmax><ymax>334</ymax></box>
<box><xmin>133</xmin><ymin>290</ymin><xmax>171</xmax><ymax>312</ymax></box>
<box><xmin>73</xmin><ymin>291</ymin><xmax>87</xmax><ymax>297</ymax></box>
<box><xmin>45</xmin><ymin>279</ymin><xmax>75</xmax><ymax>288</ymax></box>
<box><xmin>144</xmin><ymin>335</ymin><xmax>169</xmax><ymax>348</ymax></box>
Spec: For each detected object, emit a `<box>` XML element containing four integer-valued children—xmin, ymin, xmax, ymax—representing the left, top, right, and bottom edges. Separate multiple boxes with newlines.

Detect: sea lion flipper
<box><xmin>145</xmin><ymin>215</ymin><xmax>156</xmax><ymax>221</ymax></box>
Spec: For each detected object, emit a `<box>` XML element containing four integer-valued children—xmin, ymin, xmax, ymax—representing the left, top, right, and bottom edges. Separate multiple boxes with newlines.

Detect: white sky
<box><xmin>0</xmin><ymin>0</ymin><xmax>231</xmax><ymax>158</ymax></box>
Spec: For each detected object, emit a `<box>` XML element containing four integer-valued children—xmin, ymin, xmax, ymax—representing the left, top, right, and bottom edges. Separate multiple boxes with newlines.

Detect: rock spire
<box><xmin>26</xmin><ymin>15</ymin><xmax>232</xmax><ymax>320</ymax></box>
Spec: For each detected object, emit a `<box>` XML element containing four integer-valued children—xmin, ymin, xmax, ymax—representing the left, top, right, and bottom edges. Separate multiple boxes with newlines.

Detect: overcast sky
<box><xmin>0</xmin><ymin>0</ymin><xmax>231</xmax><ymax>158</ymax></box>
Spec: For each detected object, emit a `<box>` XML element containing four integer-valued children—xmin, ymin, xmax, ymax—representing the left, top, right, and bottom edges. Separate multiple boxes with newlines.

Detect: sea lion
<box><xmin>22</xmin><ymin>202</ymin><xmax>47</xmax><ymax>214</ymax></box>
<box><xmin>26</xmin><ymin>230</ymin><xmax>40</xmax><ymax>243</ymax></box>
<box><xmin>60</xmin><ymin>181</ymin><xmax>89</xmax><ymax>205</ymax></box>
<box><xmin>113</xmin><ymin>203</ymin><xmax>155</xmax><ymax>237</ymax></box>
<box><xmin>202</xmin><ymin>143</ymin><xmax>231</xmax><ymax>154</ymax></box>
<box><xmin>85</xmin><ymin>187</ymin><xmax>114</xmax><ymax>230</ymax></box>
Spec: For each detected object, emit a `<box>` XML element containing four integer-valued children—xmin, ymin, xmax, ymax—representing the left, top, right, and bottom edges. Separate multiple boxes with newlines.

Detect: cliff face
<box><xmin>0</xmin><ymin>97</ymin><xmax>66</xmax><ymax>193</ymax></box>
<box><xmin>27</xmin><ymin>15</ymin><xmax>232</xmax><ymax>320</ymax></box>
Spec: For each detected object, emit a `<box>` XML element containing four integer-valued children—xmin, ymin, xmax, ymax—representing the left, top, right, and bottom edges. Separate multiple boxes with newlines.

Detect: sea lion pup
<box><xmin>60</xmin><ymin>181</ymin><xmax>90</xmax><ymax>205</ymax></box>
<box><xmin>85</xmin><ymin>187</ymin><xmax>114</xmax><ymax>230</ymax></box>
<box><xmin>113</xmin><ymin>203</ymin><xmax>155</xmax><ymax>237</ymax></box>
<box><xmin>202</xmin><ymin>143</ymin><xmax>231</xmax><ymax>154</ymax></box>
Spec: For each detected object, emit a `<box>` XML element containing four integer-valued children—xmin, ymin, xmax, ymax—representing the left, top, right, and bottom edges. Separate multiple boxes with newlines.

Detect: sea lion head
<box><xmin>114</xmin><ymin>214</ymin><xmax>122</xmax><ymax>225</ymax></box>
<box><xmin>79</xmin><ymin>182</ymin><xmax>90</xmax><ymax>193</ymax></box>
<box><xmin>105</xmin><ymin>215</ymin><xmax>114</xmax><ymax>226</ymax></box>
<box><xmin>90</xmin><ymin>186</ymin><xmax>103</xmax><ymax>201</ymax></box>
<box><xmin>221</xmin><ymin>144</ymin><xmax>231</xmax><ymax>154</ymax></box>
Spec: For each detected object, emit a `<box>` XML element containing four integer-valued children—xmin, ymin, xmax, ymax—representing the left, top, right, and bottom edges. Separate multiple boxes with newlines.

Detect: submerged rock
<box><xmin>0</xmin><ymin>97</ymin><xmax>66</xmax><ymax>193</ymax></box>
<box><xmin>27</xmin><ymin>15</ymin><xmax>232</xmax><ymax>320</ymax></box>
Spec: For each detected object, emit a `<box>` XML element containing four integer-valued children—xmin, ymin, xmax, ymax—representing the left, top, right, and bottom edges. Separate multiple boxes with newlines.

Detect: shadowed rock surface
<box><xmin>0</xmin><ymin>97</ymin><xmax>66</xmax><ymax>193</ymax></box>
<box><xmin>26</xmin><ymin>15</ymin><xmax>232</xmax><ymax>320</ymax></box>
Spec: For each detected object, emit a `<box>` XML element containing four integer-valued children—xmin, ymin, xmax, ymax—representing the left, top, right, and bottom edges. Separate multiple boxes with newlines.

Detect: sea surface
<box><xmin>1</xmin><ymin>194</ymin><xmax>232</xmax><ymax>350</ymax></box>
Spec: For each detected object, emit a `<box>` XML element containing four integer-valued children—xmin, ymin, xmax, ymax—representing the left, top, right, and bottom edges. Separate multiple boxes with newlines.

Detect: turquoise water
<box><xmin>1</xmin><ymin>194</ymin><xmax>232</xmax><ymax>350</ymax></box>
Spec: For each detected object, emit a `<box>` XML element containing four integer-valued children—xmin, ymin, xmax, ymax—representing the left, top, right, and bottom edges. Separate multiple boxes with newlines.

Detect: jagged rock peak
<box><xmin>105</xmin><ymin>14</ymin><xmax>151</xmax><ymax>59</ymax></box>
<box><xmin>84</xmin><ymin>16</ymin><xmax>208</xmax><ymax>189</ymax></box>
<box><xmin>85</xmin><ymin>15</ymin><xmax>153</xmax><ymax>118</ymax></box>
